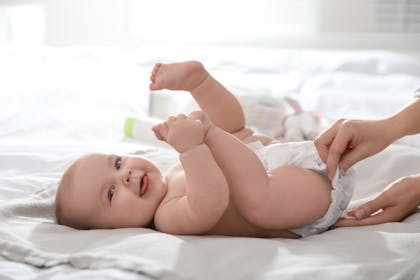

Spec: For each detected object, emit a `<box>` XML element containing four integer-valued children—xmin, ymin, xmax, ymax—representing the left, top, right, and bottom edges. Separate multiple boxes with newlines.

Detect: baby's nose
<box><xmin>123</xmin><ymin>170</ymin><xmax>142</xmax><ymax>185</ymax></box>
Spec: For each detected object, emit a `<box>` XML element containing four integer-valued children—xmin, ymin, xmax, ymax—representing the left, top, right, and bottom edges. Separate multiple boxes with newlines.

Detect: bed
<box><xmin>1</xmin><ymin>45</ymin><xmax>420</xmax><ymax>280</ymax></box>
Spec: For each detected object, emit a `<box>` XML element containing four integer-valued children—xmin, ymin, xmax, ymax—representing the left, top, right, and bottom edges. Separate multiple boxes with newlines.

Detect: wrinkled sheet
<box><xmin>1</xmin><ymin>46</ymin><xmax>420</xmax><ymax>280</ymax></box>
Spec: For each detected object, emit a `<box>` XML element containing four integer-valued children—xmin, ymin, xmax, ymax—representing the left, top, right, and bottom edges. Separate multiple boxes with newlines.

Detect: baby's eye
<box><xmin>115</xmin><ymin>157</ymin><xmax>122</xmax><ymax>170</ymax></box>
<box><xmin>108</xmin><ymin>185</ymin><xmax>115</xmax><ymax>202</ymax></box>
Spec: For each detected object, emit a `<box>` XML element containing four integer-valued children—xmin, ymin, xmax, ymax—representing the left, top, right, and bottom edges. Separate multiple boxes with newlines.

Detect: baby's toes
<box><xmin>149</xmin><ymin>63</ymin><xmax>163</xmax><ymax>90</ymax></box>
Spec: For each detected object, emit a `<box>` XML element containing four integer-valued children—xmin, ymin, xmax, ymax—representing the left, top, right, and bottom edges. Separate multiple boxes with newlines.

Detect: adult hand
<box><xmin>315</xmin><ymin>119</ymin><xmax>394</xmax><ymax>179</ymax></box>
<box><xmin>334</xmin><ymin>174</ymin><xmax>420</xmax><ymax>227</ymax></box>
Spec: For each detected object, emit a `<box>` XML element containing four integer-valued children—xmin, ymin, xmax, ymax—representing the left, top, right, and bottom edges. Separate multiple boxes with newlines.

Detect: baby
<box><xmin>55</xmin><ymin>61</ymin><xmax>355</xmax><ymax>238</ymax></box>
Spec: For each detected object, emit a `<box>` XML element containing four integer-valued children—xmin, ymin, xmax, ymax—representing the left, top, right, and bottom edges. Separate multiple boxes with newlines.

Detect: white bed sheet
<box><xmin>1</xmin><ymin>46</ymin><xmax>420</xmax><ymax>280</ymax></box>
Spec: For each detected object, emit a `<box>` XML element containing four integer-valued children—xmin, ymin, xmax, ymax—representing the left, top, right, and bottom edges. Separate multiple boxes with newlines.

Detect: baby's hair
<box><xmin>55</xmin><ymin>163</ymin><xmax>73</xmax><ymax>225</ymax></box>
<box><xmin>55</xmin><ymin>161</ymin><xmax>89</xmax><ymax>229</ymax></box>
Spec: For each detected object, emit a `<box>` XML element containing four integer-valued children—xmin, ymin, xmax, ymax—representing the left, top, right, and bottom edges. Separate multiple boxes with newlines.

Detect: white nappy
<box><xmin>248</xmin><ymin>141</ymin><xmax>355</xmax><ymax>237</ymax></box>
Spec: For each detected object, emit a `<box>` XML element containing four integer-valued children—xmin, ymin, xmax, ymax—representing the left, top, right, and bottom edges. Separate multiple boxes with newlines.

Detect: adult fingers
<box><xmin>334</xmin><ymin>194</ymin><xmax>392</xmax><ymax>227</ymax></box>
<box><xmin>338</xmin><ymin>144</ymin><xmax>369</xmax><ymax>174</ymax></box>
<box><xmin>353</xmin><ymin>193</ymin><xmax>392</xmax><ymax>219</ymax></box>
<box><xmin>314</xmin><ymin>120</ymin><xmax>343</xmax><ymax>163</ymax></box>
<box><xmin>334</xmin><ymin>206</ymin><xmax>399</xmax><ymax>227</ymax></box>
<box><xmin>325</xmin><ymin>127</ymin><xmax>353</xmax><ymax>180</ymax></box>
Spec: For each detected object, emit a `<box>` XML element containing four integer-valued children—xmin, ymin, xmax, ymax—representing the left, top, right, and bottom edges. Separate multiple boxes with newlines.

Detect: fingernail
<box><xmin>355</xmin><ymin>209</ymin><xmax>365</xmax><ymax>219</ymax></box>
<box><xmin>343</xmin><ymin>211</ymin><xmax>356</xmax><ymax>219</ymax></box>
<box><xmin>346</xmin><ymin>210</ymin><xmax>356</xmax><ymax>217</ymax></box>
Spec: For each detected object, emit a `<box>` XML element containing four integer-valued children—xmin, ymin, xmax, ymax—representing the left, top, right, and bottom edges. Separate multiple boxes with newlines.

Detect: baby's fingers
<box><xmin>188</xmin><ymin>111</ymin><xmax>210</xmax><ymax>131</ymax></box>
<box><xmin>152</xmin><ymin>123</ymin><xmax>168</xmax><ymax>141</ymax></box>
<box><xmin>188</xmin><ymin>111</ymin><xmax>204</xmax><ymax>121</ymax></box>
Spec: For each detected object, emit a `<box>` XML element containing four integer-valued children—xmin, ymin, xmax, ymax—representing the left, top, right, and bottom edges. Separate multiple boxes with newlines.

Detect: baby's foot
<box><xmin>149</xmin><ymin>61</ymin><xmax>209</xmax><ymax>92</ymax></box>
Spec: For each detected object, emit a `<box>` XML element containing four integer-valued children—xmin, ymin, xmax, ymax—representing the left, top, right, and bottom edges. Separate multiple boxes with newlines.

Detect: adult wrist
<box><xmin>387</xmin><ymin>95</ymin><xmax>420</xmax><ymax>138</ymax></box>
<box><xmin>411</xmin><ymin>174</ymin><xmax>420</xmax><ymax>204</ymax></box>
<box><xmin>381</xmin><ymin>117</ymin><xmax>403</xmax><ymax>145</ymax></box>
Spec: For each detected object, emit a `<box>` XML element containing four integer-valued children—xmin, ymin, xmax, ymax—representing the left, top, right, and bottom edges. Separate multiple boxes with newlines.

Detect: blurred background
<box><xmin>1</xmin><ymin>0</ymin><xmax>420</xmax><ymax>145</ymax></box>
<box><xmin>0</xmin><ymin>0</ymin><xmax>419</xmax><ymax>55</ymax></box>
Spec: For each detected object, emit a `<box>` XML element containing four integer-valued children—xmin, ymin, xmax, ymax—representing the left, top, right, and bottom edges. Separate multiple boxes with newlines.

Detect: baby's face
<box><xmin>64</xmin><ymin>153</ymin><xmax>167</xmax><ymax>229</ymax></box>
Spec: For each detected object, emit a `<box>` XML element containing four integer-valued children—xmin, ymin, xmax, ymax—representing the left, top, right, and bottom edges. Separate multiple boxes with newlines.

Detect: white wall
<box><xmin>0</xmin><ymin>0</ymin><xmax>45</xmax><ymax>45</ymax></box>
<box><xmin>44</xmin><ymin>0</ymin><xmax>128</xmax><ymax>46</ymax></box>
<box><xmin>0</xmin><ymin>0</ymin><xmax>419</xmax><ymax>52</ymax></box>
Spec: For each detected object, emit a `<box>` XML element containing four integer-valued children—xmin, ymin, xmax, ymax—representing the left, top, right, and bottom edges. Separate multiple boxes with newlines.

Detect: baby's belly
<box><xmin>207</xmin><ymin>202</ymin><xmax>299</xmax><ymax>238</ymax></box>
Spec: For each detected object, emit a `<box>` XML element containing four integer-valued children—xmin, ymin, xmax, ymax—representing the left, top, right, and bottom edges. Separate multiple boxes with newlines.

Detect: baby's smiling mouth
<box><xmin>139</xmin><ymin>174</ymin><xmax>148</xmax><ymax>197</ymax></box>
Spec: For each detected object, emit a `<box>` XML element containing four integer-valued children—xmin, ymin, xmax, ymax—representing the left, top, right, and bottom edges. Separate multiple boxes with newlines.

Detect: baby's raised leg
<box><xmin>149</xmin><ymin>61</ymin><xmax>208</xmax><ymax>92</ymax></box>
<box><xmin>149</xmin><ymin>61</ymin><xmax>245</xmax><ymax>133</ymax></box>
<box><xmin>204</xmin><ymin>122</ymin><xmax>332</xmax><ymax>230</ymax></box>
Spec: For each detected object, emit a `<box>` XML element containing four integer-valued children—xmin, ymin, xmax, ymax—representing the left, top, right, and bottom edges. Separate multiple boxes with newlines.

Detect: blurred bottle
<box><xmin>124</xmin><ymin>117</ymin><xmax>161</xmax><ymax>142</ymax></box>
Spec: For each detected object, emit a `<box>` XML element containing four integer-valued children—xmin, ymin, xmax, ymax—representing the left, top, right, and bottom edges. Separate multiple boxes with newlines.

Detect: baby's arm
<box><xmin>152</xmin><ymin>114</ymin><xmax>229</xmax><ymax>234</ymax></box>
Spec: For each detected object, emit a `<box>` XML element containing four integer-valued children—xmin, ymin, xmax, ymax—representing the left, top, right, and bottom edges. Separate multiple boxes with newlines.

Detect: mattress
<box><xmin>1</xmin><ymin>45</ymin><xmax>420</xmax><ymax>280</ymax></box>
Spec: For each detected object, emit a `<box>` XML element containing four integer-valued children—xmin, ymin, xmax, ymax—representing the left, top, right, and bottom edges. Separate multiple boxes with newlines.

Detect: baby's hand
<box><xmin>187</xmin><ymin>111</ymin><xmax>212</xmax><ymax>134</ymax></box>
<box><xmin>152</xmin><ymin>113</ymin><xmax>206</xmax><ymax>153</ymax></box>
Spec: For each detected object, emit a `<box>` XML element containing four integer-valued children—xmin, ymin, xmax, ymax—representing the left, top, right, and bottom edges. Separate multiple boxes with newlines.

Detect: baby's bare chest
<box><xmin>163</xmin><ymin>164</ymin><xmax>264</xmax><ymax>235</ymax></box>
<box><xmin>164</xmin><ymin>164</ymin><xmax>187</xmax><ymax>197</ymax></box>
<box><xmin>162</xmin><ymin>164</ymin><xmax>294</xmax><ymax>237</ymax></box>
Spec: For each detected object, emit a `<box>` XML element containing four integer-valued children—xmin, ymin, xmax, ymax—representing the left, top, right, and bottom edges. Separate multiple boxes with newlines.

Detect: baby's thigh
<box><xmin>267</xmin><ymin>166</ymin><xmax>332</xmax><ymax>228</ymax></box>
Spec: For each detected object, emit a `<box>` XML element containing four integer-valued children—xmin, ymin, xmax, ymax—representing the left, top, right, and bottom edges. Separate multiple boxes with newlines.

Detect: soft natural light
<box><xmin>128</xmin><ymin>0</ymin><xmax>309</xmax><ymax>44</ymax></box>
<box><xmin>0</xmin><ymin>0</ymin><xmax>419</xmax><ymax>48</ymax></box>
<box><xmin>5</xmin><ymin>4</ymin><xmax>45</xmax><ymax>45</ymax></box>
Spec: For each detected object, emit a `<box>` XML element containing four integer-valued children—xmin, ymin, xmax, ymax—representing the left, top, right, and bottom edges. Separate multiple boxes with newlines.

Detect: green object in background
<box><xmin>123</xmin><ymin>116</ymin><xmax>161</xmax><ymax>141</ymax></box>
<box><xmin>124</xmin><ymin>117</ymin><xmax>136</xmax><ymax>137</ymax></box>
